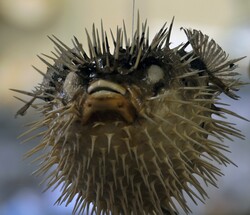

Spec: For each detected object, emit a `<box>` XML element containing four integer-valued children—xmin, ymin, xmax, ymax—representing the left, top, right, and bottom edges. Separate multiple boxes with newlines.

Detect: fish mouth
<box><xmin>82</xmin><ymin>79</ymin><xmax>137</xmax><ymax>124</ymax></box>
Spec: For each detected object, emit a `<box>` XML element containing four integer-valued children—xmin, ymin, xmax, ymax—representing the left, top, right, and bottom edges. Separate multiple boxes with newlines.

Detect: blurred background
<box><xmin>0</xmin><ymin>0</ymin><xmax>250</xmax><ymax>214</ymax></box>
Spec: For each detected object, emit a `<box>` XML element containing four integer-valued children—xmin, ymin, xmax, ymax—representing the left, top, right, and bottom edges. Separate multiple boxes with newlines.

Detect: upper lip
<box><xmin>87</xmin><ymin>79</ymin><xmax>127</xmax><ymax>95</ymax></box>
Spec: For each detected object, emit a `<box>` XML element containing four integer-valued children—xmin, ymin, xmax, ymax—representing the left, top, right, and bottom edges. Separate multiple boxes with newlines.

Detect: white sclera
<box><xmin>147</xmin><ymin>65</ymin><xmax>164</xmax><ymax>84</ymax></box>
<box><xmin>63</xmin><ymin>72</ymin><xmax>81</xmax><ymax>98</ymax></box>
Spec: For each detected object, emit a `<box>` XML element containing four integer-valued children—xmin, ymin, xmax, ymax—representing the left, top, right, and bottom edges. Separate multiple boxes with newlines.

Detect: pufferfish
<box><xmin>12</xmin><ymin>17</ymin><xmax>247</xmax><ymax>215</ymax></box>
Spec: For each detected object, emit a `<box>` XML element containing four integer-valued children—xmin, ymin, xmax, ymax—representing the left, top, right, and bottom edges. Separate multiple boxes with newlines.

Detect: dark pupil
<box><xmin>153</xmin><ymin>81</ymin><xmax>165</xmax><ymax>96</ymax></box>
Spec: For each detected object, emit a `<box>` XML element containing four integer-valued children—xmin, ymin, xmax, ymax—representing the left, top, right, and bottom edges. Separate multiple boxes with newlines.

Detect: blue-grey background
<box><xmin>0</xmin><ymin>0</ymin><xmax>250</xmax><ymax>214</ymax></box>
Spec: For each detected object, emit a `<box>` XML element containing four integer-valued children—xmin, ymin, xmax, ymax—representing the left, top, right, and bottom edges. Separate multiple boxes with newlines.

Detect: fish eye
<box><xmin>63</xmin><ymin>72</ymin><xmax>82</xmax><ymax>99</ymax></box>
<box><xmin>146</xmin><ymin>64</ymin><xmax>165</xmax><ymax>84</ymax></box>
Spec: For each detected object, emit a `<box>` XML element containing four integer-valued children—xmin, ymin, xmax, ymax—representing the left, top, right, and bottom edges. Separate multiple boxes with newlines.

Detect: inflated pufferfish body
<box><xmin>13</xmin><ymin>18</ymin><xmax>247</xmax><ymax>215</ymax></box>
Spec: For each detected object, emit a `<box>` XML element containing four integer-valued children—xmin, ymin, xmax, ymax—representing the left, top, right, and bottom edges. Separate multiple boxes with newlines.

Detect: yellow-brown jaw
<box><xmin>13</xmin><ymin>18</ymin><xmax>247</xmax><ymax>215</ymax></box>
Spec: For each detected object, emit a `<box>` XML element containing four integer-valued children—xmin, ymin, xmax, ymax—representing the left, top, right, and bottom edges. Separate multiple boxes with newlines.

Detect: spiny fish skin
<box><xmin>13</xmin><ymin>18</ymin><xmax>247</xmax><ymax>215</ymax></box>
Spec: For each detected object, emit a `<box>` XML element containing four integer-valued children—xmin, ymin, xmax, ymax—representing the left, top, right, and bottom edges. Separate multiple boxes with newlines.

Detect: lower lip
<box><xmin>82</xmin><ymin>92</ymin><xmax>136</xmax><ymax>124</ymax></box>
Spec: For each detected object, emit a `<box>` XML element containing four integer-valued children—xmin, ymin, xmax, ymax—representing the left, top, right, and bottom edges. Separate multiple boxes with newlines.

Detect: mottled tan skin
<box><xmin>46</xmin><ymin>86</ymin><xmax>211</xmax><ymax>214</ymax></box>
<box><xmin>14</xmin><ymin>20</ymin><xmax>246</xmax><ymax>215</ymax></box>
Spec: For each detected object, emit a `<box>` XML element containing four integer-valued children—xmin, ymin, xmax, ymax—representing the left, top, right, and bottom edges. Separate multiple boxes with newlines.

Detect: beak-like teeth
<box><xmin>87</xmin><ymin>79</ymin><xmax>126</xmax><ymax>95</ymax></box>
